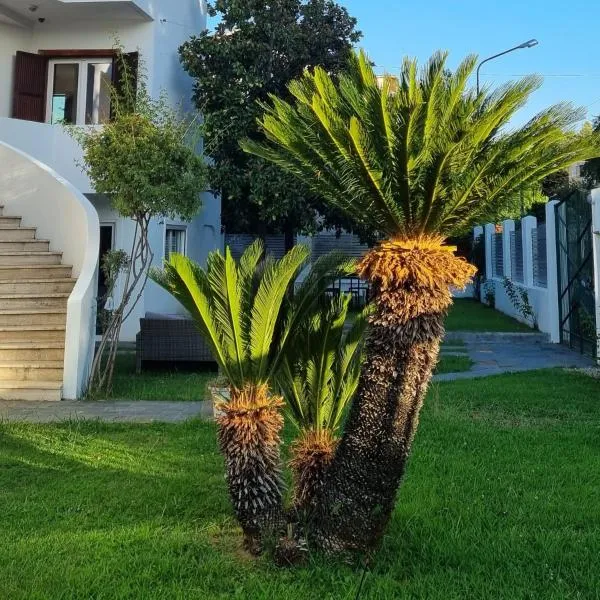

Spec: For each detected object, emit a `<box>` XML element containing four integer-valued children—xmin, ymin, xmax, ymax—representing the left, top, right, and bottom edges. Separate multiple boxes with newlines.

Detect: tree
<box><xmin>150</xmin><ymin>242</ymin><xmax>353</xmax><ymax>552</ymax></box>
<box><xmin>179</xmin><ymin>0</ymin><xmax>362</xmax><ymax>246</ymax></box>
<box><xmin>278</xmin><ymin>295</ymin><xmax>369</xmax><ymax>513</ymax></box>
<box><xmin>71</xmin><ymin>51</ymin><xmax>207</xmax><ymax>395</ymax></box>
<box><xmin>582</xmin><ymin>116</ymin><xmax>600</xmax><ymax>185</ymax></box>
<box><xmin>243</xmin><ymin>50</ymin><xmax>600</xmax><ymax>554</ymax></box>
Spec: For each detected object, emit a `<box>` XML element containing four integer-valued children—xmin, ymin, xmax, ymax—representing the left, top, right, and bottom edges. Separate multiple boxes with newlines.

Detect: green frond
<box><xmin>243</xmin><ymin>48</ymin><xmax>600</xmax><ymax>238</ymax></box>
<box><xmin>277</xmin><ymin>295</ymin><xmax>370</xmax><ymax>435</ymax></box>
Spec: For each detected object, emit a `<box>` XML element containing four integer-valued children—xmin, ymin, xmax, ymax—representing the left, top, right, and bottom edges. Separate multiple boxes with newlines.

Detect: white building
<box><xmin>0</xmin><ymin>0</ymin><xmax>221</xmax><ymax>400</ymax></box>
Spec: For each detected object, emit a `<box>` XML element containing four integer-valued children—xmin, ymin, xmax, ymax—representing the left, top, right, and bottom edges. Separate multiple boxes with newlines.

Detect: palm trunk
<box><xmin>289</xmin><ymin>429</ymin><xmax>337</xmax><ymax>515</ymax></box>
<box><xmin>216</xmin><ymin>384</ymin><xmax>286</xmax><ymax>553</ymax></box>
<box><xmin>311</xmin><ymin>311</ymin><xmax>443</xmax><ymax>553</ymax></box>
<box><xmin>310</xmin><ymin>237</ymin><xmax>476</xmax><ymax>554</ymax></box>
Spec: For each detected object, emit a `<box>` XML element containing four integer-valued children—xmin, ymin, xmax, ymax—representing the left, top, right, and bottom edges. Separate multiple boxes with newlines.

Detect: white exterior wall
<box><xmin>0</xmin><ymin>0</ymin><xmax>221</xmax><ymax>343</ymax></box>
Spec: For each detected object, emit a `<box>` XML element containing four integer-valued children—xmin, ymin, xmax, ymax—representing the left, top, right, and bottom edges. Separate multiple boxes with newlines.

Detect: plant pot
<box><xmin>208</xmin><ymin>385</ymin><xmax>230</xmax><ymax>419</ymax></box>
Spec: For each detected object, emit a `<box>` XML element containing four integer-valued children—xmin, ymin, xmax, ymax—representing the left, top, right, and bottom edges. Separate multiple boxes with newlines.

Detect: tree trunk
<box><xmin>311</xmin><ymin>313</ymin><xmax>443</xmax><ymax>553</ymax></box>
<box><xmin>216</xmin><ymin>384</ymin><xmax>286</xmax><ymax>553</ymax></box>
<box><xmin>308</xmin><ymin>236</ymin><xmax>476</xmax><ymax>555</ymax></box>
<box><xmin>289</xmin><ymin>429</ymin><xmax>337</xmax><ymax>515</ymax></box>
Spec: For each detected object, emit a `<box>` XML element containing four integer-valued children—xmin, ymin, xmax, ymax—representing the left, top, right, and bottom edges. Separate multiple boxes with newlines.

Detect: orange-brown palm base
<box><xmin>357</xmin><ymin>236</ymin><xmax>476</xmax><ymax>325</ymax></box>
<box><xmin>216</xmin><ymin>384</ymin><xmax>285</xmax><ymax>551</ymax></box>
<box><xmin>289</xmin><ymin>429</ymin><xmax>338</xmax><ymax>512</ymax></box>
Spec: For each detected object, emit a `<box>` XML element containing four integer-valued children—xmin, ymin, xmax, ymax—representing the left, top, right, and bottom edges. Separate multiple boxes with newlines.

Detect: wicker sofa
<box><xmin>135</xmin><ymin>315</ymin><xmax>216</xmax><ymax>373</ymax></box>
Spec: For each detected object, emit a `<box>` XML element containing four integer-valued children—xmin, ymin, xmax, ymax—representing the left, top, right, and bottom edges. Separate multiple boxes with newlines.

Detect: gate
<box><xmin>555</xmin><ymin>189</ymin><xmax>597</xmax><ymax>357</ymax></box>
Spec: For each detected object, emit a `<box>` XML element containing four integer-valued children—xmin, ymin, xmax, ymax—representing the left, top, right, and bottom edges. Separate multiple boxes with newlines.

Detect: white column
<box><xmin>522</xmin><ymin>215</ymin><xmax>537</xmax><ymax>287</ymax></box>
<box><xmin>484</xmin><ymin>223</ymin><xmax>495</xmax><ymax>280</ymax></box>
<box><xmin>591</xmin><ymin>188</ymin><xmax>600</xmax><ymax>362</ymax></box>
<box><xmin>502</xmin><ymin>219</ymin><xmax>515</xmax><ymax>280</ymax></box>
<box><xmin>545</xmin><ymin>200</ymin><xmax>560</xmax><ymax>343</ymax></box>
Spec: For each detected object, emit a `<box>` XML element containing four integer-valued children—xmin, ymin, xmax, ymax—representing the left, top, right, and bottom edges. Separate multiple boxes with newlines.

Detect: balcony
<box><xmin>0</xmin><ymin>0</ymin><xmax>153</xmax><ymax>27</ymax></box>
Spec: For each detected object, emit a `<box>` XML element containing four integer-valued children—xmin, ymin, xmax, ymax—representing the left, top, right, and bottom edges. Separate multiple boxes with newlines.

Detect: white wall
<box><xmin>0</xmin><ymin>23</ymin><xmax>33</xmax><ymax>118</ymax></box>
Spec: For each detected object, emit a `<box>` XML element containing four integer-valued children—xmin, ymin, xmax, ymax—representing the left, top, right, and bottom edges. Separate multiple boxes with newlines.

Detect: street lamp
<box><xmin>476</xmin><ymin>39</ymin><xmax>539</xmax><ymax>94</ymax></box>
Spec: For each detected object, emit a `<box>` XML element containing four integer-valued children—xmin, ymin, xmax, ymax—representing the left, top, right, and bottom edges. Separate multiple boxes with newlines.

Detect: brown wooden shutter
<box><xmin>12</xmin><ymin>51</ymin><xmax>48</xmax><ymax>122</ymax></box>
<box><xmin>111</xmin><ymin>51</ymin><xmax>139</xmax><ymax>117</ymax></box>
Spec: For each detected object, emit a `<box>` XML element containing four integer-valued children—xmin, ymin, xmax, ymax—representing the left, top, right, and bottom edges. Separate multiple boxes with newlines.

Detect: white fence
<box><xmin>476</xmin><ymin>193</ymin><xmax>600</xmax><ymax>355</ymax></box>
<box><xmin>475</xmin><ymin>201</ymin><xmax>562</xmax><ymax>341</ymax></box>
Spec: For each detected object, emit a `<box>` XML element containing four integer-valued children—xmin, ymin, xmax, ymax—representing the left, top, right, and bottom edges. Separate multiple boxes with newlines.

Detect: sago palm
<box><xmin>150</xmin><ymin>241</ymin><xmax>352</xmax><ymax>551</ymax></box>
<box><xmin>278</xmin><ymin>295</ymin><xmax>369</xmax><ymax>513</ymax></box>
<box><xmin>242</xmin><ymin>50</ymin><xmax>600</xmax><ymax>553</ymax></box>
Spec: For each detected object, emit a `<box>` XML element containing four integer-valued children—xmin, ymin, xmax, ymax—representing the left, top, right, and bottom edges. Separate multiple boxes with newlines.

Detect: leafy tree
<box><xmin>150</xmin><ymin>242</ymin><xmax>353</xmax><ymax>552</ymax></box>
<box><xmin>582</xmin><ymin>116</ymin><xmax>600</xmax><ymax>185</ymax></box>
<box><xmin>71</xmin><ymin>50</ymin><xmax>207</xmax><ymax>396</ymax></box>
<box><xmin>179</xmin><ymin>0</ymin><xmax>361</xmax><ymax>246</ymax></box>
<box><xmin>243</xmin><ymin>50</ymin><xmax>600</xmax><ymax>554</ymax></box>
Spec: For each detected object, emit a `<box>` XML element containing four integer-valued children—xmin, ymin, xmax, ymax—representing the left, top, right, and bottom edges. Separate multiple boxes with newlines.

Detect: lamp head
<box><xmin>519</xmin><ymin>39</ymin><xmax>539</xmax><ymax>49</ymax></box>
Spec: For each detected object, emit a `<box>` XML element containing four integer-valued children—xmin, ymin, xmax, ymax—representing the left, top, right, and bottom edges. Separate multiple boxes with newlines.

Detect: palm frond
<box><xmin>243</xmin><ymin>49</ymin><xmax>600</xmax><ymax>238</ymax></box>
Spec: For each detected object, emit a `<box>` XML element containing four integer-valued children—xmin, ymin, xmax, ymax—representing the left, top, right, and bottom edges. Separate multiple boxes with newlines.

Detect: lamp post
<box><xmin>476</xmin><ymin>39</ymin><xmax>539</xmax><ymax>94</ymax></box>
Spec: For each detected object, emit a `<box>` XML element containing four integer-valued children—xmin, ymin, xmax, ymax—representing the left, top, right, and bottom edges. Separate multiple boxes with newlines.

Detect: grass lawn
<box><xmin>446</xmin><ymin>298</ymin><xmax>533</xmax><ymax>332</ymax></box>
<box><xmin>435</xmin><ymin>354</ymin><xmax>473</xmax><ymax>374</ymax></box>
<box><xmin>1</xmin><ymin>369</ymin><xmax>599</xmax><ymax>598</ymax></box>
<box><xmin>100</xmin><ymin>353</ymin><xmax>217</xmax><ymax>401</ymax></box>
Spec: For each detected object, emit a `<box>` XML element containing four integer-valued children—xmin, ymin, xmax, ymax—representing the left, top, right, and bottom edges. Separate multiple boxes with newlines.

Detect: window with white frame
<box><xmin>165</xmin><ymin>227</ymin><xmax>187</xmax><ymax>260</ymax></box>
<box><xmin>47</xmin><ymin>58</ymin><xmax>113</xmax><ymax>125</ymax></box>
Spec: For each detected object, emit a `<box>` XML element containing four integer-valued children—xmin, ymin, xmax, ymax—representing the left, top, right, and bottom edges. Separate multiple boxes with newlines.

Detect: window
<box><xmin>47</xmin><ymin>58</ymin><xmax>112</xmax><ymax>125</ymax></box>
<box><xmin>165</xmin><ymin>227</ymin><xmax>187</xmax><ymax>260</ymax></box>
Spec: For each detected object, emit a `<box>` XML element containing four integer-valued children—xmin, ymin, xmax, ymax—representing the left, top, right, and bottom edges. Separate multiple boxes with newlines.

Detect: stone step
<box><xmin>0</xmin><ymin>265</ymin><xmax>73</xmax><ymax>281</ymax></box>
<box><xmin>0</xmin><ymin>240</ymin><xmax>51</xmax><ymax>252</ymax></box>
<box><xmin>0</xmin><ymin>380</ymin><xmax>62</xmax><ymax>402</ymax></box>
<box><xmin>0</xmin><ymin>279</ymin><xmax>75</xmax><ymax>295</ymax></box>
<box><xmin>0</xmin><ymin>227</ymin><xmax>36</xmax><ymax>241</ymax></box>
<box><xmin>0</xmin><ymin>361</ymin><xmax>64</xmax><ymax>382</ymax></box>
<box><xmin>0</xmin><ymin>216</ymin><xmax>22</xmax><ymax>226</ymax></box>
<box><xmin>0</xmin><ymin>342</ymin><xmax>64</xmax><ymax>362</ymax></box>
<box><xmin>0</xmin><ymin>325</ymin><xmax>65</xmax><ymax>343</ymax></box>
<box><xmin>0</xmin><ymin>308</ymin><xmax>67</xmax><ymax>327</ymax></box>
<box><xmin>0</xmin><ymin>252</ymin><xmax>62</xmax><ymax>266</ymax></box>
<box><xmin>0</xmin><ymin>293</ymin><xmax>70</xmax><ymax>310</ymax></box>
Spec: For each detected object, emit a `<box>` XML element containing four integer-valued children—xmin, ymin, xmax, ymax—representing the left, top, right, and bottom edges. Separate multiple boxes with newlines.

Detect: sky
<box><xmin>338</xmin><ymin>0</ymin><xmax>600</xmax><ymax>128</ymax></box>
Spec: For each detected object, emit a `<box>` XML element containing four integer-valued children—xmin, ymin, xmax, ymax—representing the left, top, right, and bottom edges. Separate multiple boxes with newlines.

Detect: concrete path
<box><xmin>0</xmin><ymin>333</ymin><xmax>594</xmax><ymax>423</ymax></box>
<box><xmin>0</xmin><ymin>400</ymin><xmax>212</xmax><ymax>424</ymax></box>
<box><xmin>435</xmin><ymin>332</ymin><xmax>595</xmax><ymax>382</ymax></box>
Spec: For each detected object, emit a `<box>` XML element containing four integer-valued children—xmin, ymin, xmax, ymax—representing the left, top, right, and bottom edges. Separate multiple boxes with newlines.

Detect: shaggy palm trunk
<box><xmin>216</xmin><ymin>384</ymin><xmax>286</xmax><ymax>553</ymax></box>
<box><xmin>289</xmin><ymin>429</ymin><xmax>337</xmax><ymax>514</ymax></box>
<box><xmin>311</xmin><ymin>237</ymin><xmax>476</xmax><ymax>554</ymax></box>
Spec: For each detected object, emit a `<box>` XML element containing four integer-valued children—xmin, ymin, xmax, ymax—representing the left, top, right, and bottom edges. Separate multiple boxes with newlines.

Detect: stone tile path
<box><xmin>0</xmin><ymin>400</ymin><xmax>212</xmax><ymax>424</ymax></box>
<box><xmin>435</xmin><ymin>332</ymin><xmax>595</xmax><ymax>382</ymax></box>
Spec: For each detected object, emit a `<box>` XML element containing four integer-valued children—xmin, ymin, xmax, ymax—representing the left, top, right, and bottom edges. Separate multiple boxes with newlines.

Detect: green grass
<box><xmin>2</xmin><ymin>369</ymin><xmax>599</xmax><ymax>598</ymax></box>
<box><xmin>102</xmin><ymin>353</ymin><xmax>216</xmax><ymax>401</ymax></box>
<box><xmin>446</xmin><ymin>298</ymin><xmax>533</xmax><ymax>332</ymax></box>
<box><xmin>435</xmin><ymin>354</ymin><xmax>473</xmax><ymax>374</ymax></box>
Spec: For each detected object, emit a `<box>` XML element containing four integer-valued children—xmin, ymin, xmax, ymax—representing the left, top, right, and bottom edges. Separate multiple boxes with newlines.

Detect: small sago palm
<box><xmin>278</xmin><ymin>295</ymin><xmax>369</xmax><ymax>513</ymax></box>
<box><xmin>242</xmin><ymin>50</ymin><xmax>600</xmax><ymax>553</ymax></box>
<box><xmin>150</xmin><ymin>241</ymin><xmax>352</xmax><ymax>551</ymax></box>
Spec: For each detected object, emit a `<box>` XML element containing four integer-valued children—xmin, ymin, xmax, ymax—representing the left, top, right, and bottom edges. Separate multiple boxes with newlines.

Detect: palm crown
<box><xmin>243</xmin><ymin>50</ymin><xmax>600</xmax><ymax>238</ymax></box>
<box><xmin>278</xmin><ymin>294</ymin><xmax>369</xmax><ymax>435</ymax></box>
<box><xmin>150</xmin><ymin>241</ymin><xmax>354</xmax><ymax>390</ymax></box>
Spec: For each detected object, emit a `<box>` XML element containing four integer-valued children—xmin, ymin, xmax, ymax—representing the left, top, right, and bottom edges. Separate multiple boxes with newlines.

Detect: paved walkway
<box><xmin>0</xmin><ymin>333</ymin><xmax>594</xmax><ymax>423</ymax></box>
<box><xmin>0</xmin><ymin>400</ymin><xmax>212</xmax><ymax>424</ymax></box>
<box><xmin>435</xmin><ymin>332</ymin><xmax>595</xmax><ymax>382</ymax></box>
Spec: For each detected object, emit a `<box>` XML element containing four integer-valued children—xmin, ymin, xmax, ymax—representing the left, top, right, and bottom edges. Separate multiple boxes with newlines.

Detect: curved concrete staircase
<box><xmin>0</xmin><ymin>206</ymin><xmax>75</xmax><ymax>401</ymax></box>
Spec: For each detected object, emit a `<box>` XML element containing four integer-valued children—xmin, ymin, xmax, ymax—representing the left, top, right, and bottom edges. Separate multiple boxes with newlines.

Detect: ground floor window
<box><xmin>165</xmin><ymin>227</ymin><xmax>187</xmax><ymax>260</ymax></box>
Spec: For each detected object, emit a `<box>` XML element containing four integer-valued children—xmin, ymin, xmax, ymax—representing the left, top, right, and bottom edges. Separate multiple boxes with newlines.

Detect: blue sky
<box><xmin>339</xmin><ymin>0</ymin><xmax>600</xmax><ymax>127</ymax></box>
